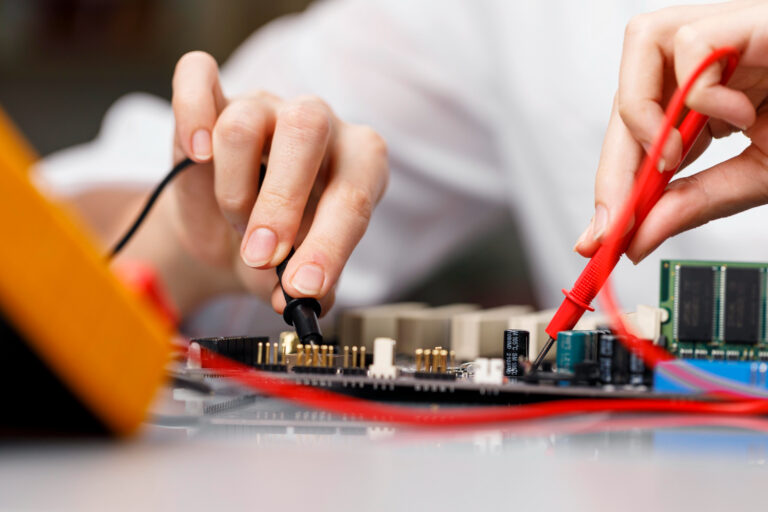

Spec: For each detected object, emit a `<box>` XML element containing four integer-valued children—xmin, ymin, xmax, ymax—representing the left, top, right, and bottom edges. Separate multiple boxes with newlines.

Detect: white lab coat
<box><xmin>38</xmin><ymin>0</ymin><xmax>762</xmax><ymax>337</ymax></box>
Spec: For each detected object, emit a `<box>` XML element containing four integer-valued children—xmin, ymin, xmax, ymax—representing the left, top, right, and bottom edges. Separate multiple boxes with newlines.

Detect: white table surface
<box><xmin>2</xmin><ymin>390</ymin><xmax>767</xmax><ymax>512</ymax></box>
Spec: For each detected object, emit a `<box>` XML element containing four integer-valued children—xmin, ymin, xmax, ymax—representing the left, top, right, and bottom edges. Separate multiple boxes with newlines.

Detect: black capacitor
<box><xmin>504</xmin><ymin>329</ymin><xmax>529</xmax><ymax>377</ymax></box>
<box><xmin>629</xmin><ymin>352</ymin><xmax>652</xmax><ymax>386</ymax></box>
<box><xmin>573</xmin><ymin>361</ymin><xmax>600</xmax><ymax>385</ymax></box>
<box><xmin>597</xmin><ymin>334</ymin><xmax>630</xmax><ymax>385</ymax></box>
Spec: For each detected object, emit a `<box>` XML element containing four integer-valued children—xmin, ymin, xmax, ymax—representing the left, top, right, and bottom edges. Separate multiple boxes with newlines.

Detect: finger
<box><xmin>171</xmin><ymin>159</ymin><xmax>237</xmax><ymax>267</ymax></box>
<box><xmin>171</xmin><ymin>51</ymin><xmax>226</xmax><ymax>162</ymax></box>
<box><xmin>673</xmin><ymin>23</ymin><xmax>755</xmax><ymax>130</ymax></box>
<box><xmin>627</xmin><ymin>142</ymin><xmax>768</xmax><ymax>263</ymax></box>
<box><xmin>618</xmin><ymin>11</ymin><xmax>688</xmax><ymax>170</ymax></box>
<box><xmin>574</xmin><ymin>104</ymin><xmax>720</xmax><ymax>258</ymax></box>
<box><xmin>575</xmin><ymin>97</ymin><xmax>643</xmax><ymax>257</ymax></box>
<box><xmin>280</xmin><ymin>125</ymin><xmax>388</xmax><ymax>299</ymax></box>
<box><xmin>171</xmin><ymin>52</ymin><xmax>231</xmax><ymax>265</ymax></box>
<box><xmin>212</xmin><ymin>95</ymin><xmax>278</xmax><ymax>235</ymax></box>
<box><xmin>616</xmin><ymin>3</ymin><xmax>743</xmax><ymax>168</ymax></box>
<box><xmin>240</xmin><ymin>96</ymin><xmax>334</xmax><ymax>269</ymax></box>
<box><xmin>677</xmin><ymin>115</ymin><xmax>745</xmax><ymax>173</ymax></box>
<box><xmin>707</xmin><ymin>118</ymin><xmax>741</xmax><ymax>140</ymax></box>
<box><xmin>578</xmin><ymin>3</ymin><xmax>740</xmax><ymax>257</ymax></box>
<box><xmin>232</xmin><ymin>260</ymin><xmax>280</xmax><ymax>304</ymax></box>
<box><xmin>270</xmin><ymin>282</ymin><xmax>336</xmax><ymax>317</ymax></box>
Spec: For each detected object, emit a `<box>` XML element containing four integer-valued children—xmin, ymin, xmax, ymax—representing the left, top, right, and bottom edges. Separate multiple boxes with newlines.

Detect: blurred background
<box><xmin>0</xmin><ymin>0</ymin><xmax>313</xmax><ymax>154</ymax></box>
<box><xmin>0</xmin><ymin>0</ymin><xmax>535</xmax><ymax>309</ymax></box>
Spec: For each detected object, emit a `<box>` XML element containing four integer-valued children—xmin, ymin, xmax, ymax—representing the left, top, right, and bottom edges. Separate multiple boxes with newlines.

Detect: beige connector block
<box><xmin>397</xmin><ymin>304</ymin><xmax>479</xmax><ymax>354</ymax></box>
<box><xmin>572</xmin><ymin>305</ymin><xmax>666</xmax><ymax>341</ymax></box>
<box><xmin>623</xmin><ymin>305</ymin><xmax>668</xmax><ymax>340</ymax></box>
<box><xmin>338</xmin><ymin>302</ymin><xmax>427</xmax><ymax>349</ymax></box>
<box><xmin>573</xmin><ymin>313</ymin><xmax>609</xmax><ymax>331</ymax></box>
<box><xmin>451</xmin><ymin>305</ymin><xmax>533</xmax><ymax>361</ymax></box>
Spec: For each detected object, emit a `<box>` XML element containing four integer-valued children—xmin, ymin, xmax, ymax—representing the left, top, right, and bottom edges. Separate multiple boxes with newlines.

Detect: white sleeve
<box><xmin>37</xmin><ymin>0</ymin><xmax>510</xmax><ymax>315</ymax></box>
<box><xmin>35</xmin><ymin>93</ymin><xmax>174</xmax><ymax>195</ymax></box>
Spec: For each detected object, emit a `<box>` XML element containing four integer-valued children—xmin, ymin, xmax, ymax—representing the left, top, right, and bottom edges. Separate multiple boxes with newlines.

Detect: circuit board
<box><xmin>659</xmin><ymin>260</ymin><xmax>768</xmax><ymax>361</ymax></box>
<box><xmin>180</xmin><ymin>331</ymin><xmax>662</xmax><ymax>409</ymax></box>
<box><xmin>177</xmin><ymin>364</ymin><xmax>667</xmax><ymax>407</ymax></box>
<box><xmin>173</xmin><ymin>258</ymin><xmax>768</xmax><ymax>416</ymax></box>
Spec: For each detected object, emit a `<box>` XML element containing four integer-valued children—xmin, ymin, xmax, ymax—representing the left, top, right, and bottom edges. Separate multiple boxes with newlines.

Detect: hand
<box><xmin>574</xmin><ymin>1</ymin><xmax>768</xmax><ymax>263</ymax></box>
<box><xmin>169</xmin><ymin>51</ymin><xmax>388</xmax><ymax>315</ymax></box>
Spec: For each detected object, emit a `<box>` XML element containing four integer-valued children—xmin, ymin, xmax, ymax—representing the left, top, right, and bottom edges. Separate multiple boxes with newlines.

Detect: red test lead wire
<box><xmin>545</xmin><ymin>47</ymin><xmax>741</xmax><ymax>344</ymax></box>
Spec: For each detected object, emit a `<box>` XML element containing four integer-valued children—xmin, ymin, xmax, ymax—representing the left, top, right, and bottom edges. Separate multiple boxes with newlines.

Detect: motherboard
<box><xmin>174</xmin><ymin>259</ymin><xmax>768</xmax><ymax>417</ymax></box>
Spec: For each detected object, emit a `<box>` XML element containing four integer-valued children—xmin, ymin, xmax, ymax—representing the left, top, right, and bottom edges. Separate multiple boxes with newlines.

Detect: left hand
<box><xmin>169</xmin><ymin>51</ymin><xmax>389</xmax><ymax>315</ymax></box>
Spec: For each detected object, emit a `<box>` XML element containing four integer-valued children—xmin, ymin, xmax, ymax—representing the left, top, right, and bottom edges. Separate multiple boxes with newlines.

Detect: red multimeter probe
<box><xmin>533</xmin><ymin>47</ymin><xmax>741</xmax><ymax>369</ymax></box>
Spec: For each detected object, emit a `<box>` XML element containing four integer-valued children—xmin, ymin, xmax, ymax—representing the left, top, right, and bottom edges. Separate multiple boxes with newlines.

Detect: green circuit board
<box><xmin>659</xmin><ymin>260</ymin><xmax>768</xmax><ymax>361</ymax></box>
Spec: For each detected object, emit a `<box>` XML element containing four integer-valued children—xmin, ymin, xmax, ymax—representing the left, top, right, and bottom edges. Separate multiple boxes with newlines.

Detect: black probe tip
<box><xmin>283</xmin><ymin>297</ymin><xmax>323</xmax><ymax>345</ymax></box>
<box><xmin>276</xmin><ymin>250</ymin><xmax>323</xmax><ymax>345</ymax></box>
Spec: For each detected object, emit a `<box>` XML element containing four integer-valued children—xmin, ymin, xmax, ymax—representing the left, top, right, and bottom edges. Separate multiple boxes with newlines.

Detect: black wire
<box><xmin>108</xmin><ymin>156</ymin><xmax>323</xmax><ymax>342</ymax></box>
<box><xmin>108</xmin><ymin>157</ymin><xmax>195</xmax><ymax>258</ymax></box>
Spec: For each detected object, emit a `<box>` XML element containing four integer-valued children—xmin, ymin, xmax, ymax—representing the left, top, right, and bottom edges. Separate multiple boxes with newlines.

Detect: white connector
<box><xmin>187</xmin><ymin>342</ymin><xmax>202</xmax><ymax>369</ymax></box>
<box><xmin>369</xmin><ymin>337</ymin><xmax>398</xmax><ymax>379</ymax></box>
<box><xmin>473</xmin><ymin>357</ymin><xmax>504</xmax><ymax>385</ymax></box>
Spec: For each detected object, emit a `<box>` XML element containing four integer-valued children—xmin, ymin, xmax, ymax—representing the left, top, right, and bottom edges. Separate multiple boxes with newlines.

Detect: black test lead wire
<box><xmin>108</xmin><ymin>157</ymin><xmax>323</xmax><ymax>345</ymax></box>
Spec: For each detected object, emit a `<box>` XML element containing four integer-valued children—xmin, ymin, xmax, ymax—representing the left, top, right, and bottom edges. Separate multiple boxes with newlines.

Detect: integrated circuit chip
<box><xmin>676</xmin><ymin>265</ymin><xmax>715</xmax><ymax>342</ymax></box>
<box><xmin>724</xmin><ymin>267</ymin><xmax>762</xmax><ymax>344</ymax></box>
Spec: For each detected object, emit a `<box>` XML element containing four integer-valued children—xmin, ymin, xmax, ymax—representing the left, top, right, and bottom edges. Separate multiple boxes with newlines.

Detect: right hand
<box><xmin>573</xmin><ymin>1</ymin><xmax>768</xmax><ymax>264</ymax></box>
<box><xmin>169</xmin><ymin>51</ymin><xmax>388</xmax><ymax>315</ymax></box>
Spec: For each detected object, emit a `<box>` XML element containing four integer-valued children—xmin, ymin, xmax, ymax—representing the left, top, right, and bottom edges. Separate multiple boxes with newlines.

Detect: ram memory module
<box><xmin>659</xmin><ymin>260</ymin><xmax>768</xmax><ymax>361</ymax></box>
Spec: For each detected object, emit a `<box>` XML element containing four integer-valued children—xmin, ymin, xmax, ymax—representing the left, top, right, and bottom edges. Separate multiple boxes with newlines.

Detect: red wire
<box><xmin>196</xmin><ymin>47</ymin><xmax>768</xmax><ymax>426</ymax></box>
<box><xmin>203</xmin><ymin>350</ymin><xmax>768</xmax><ymax>426</ymax></box>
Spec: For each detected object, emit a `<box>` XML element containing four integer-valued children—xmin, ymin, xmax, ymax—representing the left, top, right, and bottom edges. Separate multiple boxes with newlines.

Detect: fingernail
<box><xmin>191</xmin><ymin>129</ymin><xmax>212</xmax><ymax>160</ymax></box>
<box><xmin>573</xmin><ymin>224</ymin><xmax>591</xmax><ymax>252</ymax></box>
<box><xmin>657</xmin><ymin>158</ymin><xmax>667</xmax><ymax>172</ymax></box>
<box><xmin>292</xmin><ymin>263</ymin><xmax>325</xmax><ymax>295</ymax></box>
<box><xmin>243</xmin><ymin>227</ymin><xmax>277</xmax><ymax>267</ymax></box>
<box><xmin>592</xmin><ymin>204</ymin><xmax>608</xmax><ymax>240</ymax></box>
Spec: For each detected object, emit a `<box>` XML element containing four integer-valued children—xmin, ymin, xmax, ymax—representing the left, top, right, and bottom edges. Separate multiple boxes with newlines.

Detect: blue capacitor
<box><xmin>556</xmin><ymin>330</ymin><xmax>598</xmax><ymax>373</ymax></box>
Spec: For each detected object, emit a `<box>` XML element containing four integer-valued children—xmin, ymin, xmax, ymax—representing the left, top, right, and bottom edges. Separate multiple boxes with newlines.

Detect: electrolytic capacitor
<box><xmin>556</xmin><ymin>330</ymin><xmax>597</xmax><ymax>373</ymax></box>
<box><xmin>629</xmin><ymin>352</ymin><xmax>651</xmax><ymax>386</ymax></box>
<box><xmin>598</xmin><ymin>334</ymin><xmax>630</xmax><ymax>385</ymax></box>
<box><xmin>503</xmin><ymin>329</ymin><xmax>529</xmax><ymax>377</ymax></box>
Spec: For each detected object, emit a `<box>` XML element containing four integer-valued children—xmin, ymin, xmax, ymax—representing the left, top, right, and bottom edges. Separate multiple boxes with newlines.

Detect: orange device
<box><xmin>0</xmin><ymin>108</ymin><xmax>171</xmax><ymax>436</ymax></box>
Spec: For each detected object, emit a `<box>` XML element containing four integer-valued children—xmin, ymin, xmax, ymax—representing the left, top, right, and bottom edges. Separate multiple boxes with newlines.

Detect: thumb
<box><xmin>627</xmin><ymin>141</ymin><xmax>768</xmax><ymax>263</ymax></box>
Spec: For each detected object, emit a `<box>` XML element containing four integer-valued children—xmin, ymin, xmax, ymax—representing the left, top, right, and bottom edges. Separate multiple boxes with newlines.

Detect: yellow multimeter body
<box><xmin>0</xmin><ymin>107</ymin><xmax>171</xmax><ymax>436</ymax></box>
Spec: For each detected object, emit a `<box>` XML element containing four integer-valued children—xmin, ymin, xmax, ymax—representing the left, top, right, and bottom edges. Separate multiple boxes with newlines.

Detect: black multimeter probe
<box><xmin>109</xmin><ymin>157</ymin><xmax>323</xmax><ymax>345</ymax></box>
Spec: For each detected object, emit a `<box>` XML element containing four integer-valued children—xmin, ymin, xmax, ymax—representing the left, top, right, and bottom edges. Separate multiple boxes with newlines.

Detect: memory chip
<box><xmin>724</xmin><ymin>267</ymin><xmax>762</xmax><ymax>344</ymax></box>
<box><xmin>676</xmin><ymin>266</ymin><xmax>715</xmax><ymax>342</ymax></box>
